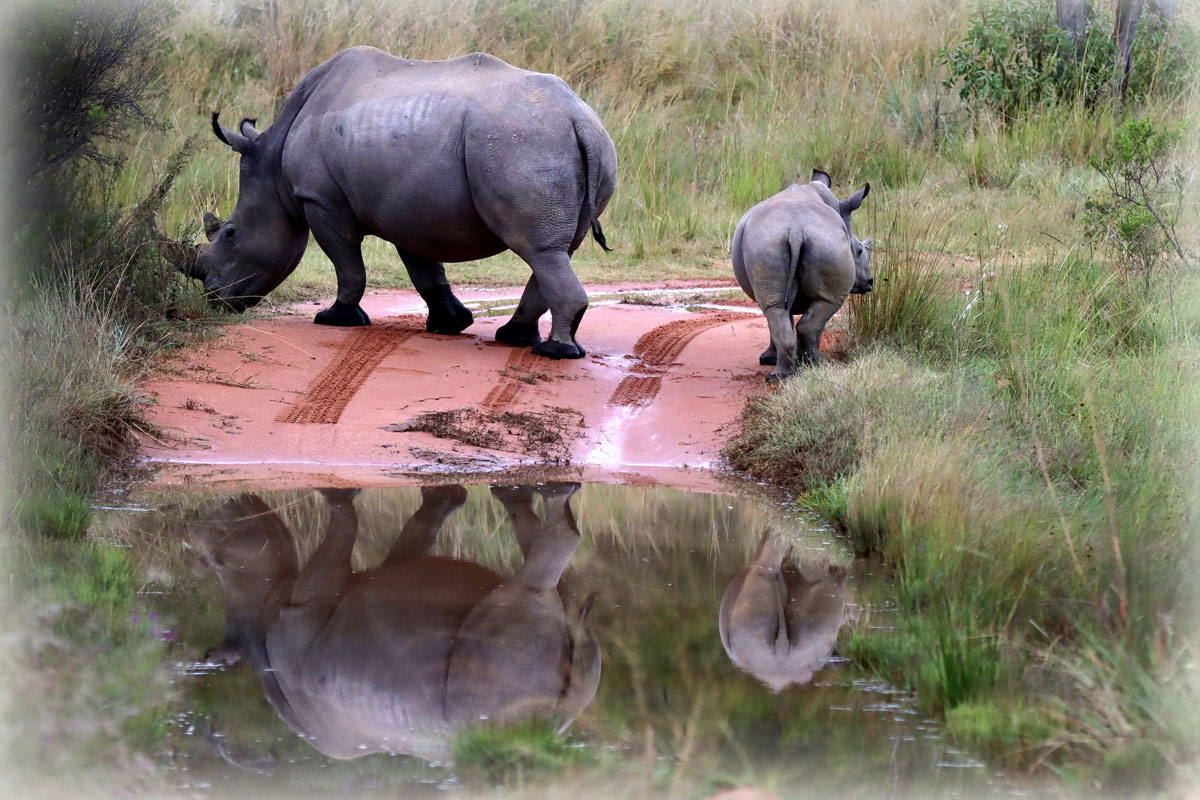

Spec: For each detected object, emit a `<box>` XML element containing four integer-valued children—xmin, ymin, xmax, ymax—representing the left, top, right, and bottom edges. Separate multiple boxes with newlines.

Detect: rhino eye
<box><xmin>224</xmin><ymin>227</ymin><xmax>236</xmax><ymax>239</ymax></box>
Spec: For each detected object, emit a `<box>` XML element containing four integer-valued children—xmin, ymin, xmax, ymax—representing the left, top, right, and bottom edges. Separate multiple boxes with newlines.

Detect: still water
<box><xmin>10</xmin><ymin>482</ymin><xmax>1024</xmax><ymax>798</ymax></box>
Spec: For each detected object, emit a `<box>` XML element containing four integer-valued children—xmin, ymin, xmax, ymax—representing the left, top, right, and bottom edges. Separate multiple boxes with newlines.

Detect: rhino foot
<box><xmin>495</xmin><ymin>320</ymin><xmax>542</xmax><ymax>347</ymax></box>
<box><xmin>764</xmin><ymin>371</ymin><xmax>793</xmax><ymax>384</ymax></box>
<box><xmin>314</xmin><ymin>300</ymin><xmax>371</xmax><ymax>327</ymax></box>
<box><xmin>532</xmin><ymin>339</ymin><xmax>586</xmax><ymax>359</ymax></box>
<box><xmin>426</xmin><ymin>301</ymin><xmax>475</xmax><ymax>335</ymax></box>
<box><xmin>759</xmin><ymin>348</ymin><xmax>777</xmax><ymax>366</ymax></box>
<box><xmin>535</xmin><ymin>482</ymin><xmax>581</xmax><ymax>499</ymax></box>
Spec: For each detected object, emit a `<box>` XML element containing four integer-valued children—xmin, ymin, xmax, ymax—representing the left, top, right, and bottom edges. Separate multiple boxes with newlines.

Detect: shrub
<box><xmin>940</xmin><ymin>0</ymin><xmax>1199</xmax><ymax>122</ymax></box>
<box><xmin>1084</xmin><ymin>117</ymin><xmax>1189</xmax><ymax>284</ymax></box>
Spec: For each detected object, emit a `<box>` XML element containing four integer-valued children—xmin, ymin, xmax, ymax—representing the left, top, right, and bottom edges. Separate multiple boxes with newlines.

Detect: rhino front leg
<box><xmin>762</xmin><ymin>305</ymin><xmax>800</xmax><ymax>382</ymax></box>
<box><xmin>495</xmin><ymin>275</ymin><xmax>547</xmax><ymax>347</ymax></box>
<box><xmin>795</xmin><ymin>298</ymin><xmax>841</xmax><ymax>367</ymax></box>
<box><xmin>522</xmin><ymin>251</ymin><xmax>587</xmax><ymax>359</ymax></box>
<box><xmin>396</xmin><ymin>251</ymin><xmax>474</xmax><ymax>335</ymax></box>
<box><xmin>305</xmin><ymin>203</ymin><xmax>371</xmax><ymax>327</ymax></box>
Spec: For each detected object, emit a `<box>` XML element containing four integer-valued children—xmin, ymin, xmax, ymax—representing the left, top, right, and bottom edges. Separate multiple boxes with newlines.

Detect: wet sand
<box><xmin>140</xmin><ymin>282</ymin><xmax>846</xmax><ymax>492</ymax></box>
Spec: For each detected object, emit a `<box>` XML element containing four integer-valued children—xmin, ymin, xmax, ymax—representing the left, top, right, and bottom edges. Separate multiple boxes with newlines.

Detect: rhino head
<box><xmin>157</xmin><ymin>113</ymin><xmax>309</xmax><ymax>311</ymax></box>
<box><xmin>811</xmin><ymin>169</ymin><xmax>873</xmax><ymax>295</ymax></box>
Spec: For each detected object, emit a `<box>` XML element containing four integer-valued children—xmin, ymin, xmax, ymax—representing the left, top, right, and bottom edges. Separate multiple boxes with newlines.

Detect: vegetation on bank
<box><xmin>725</xmin><ymin>118</ymin><xmax>1198</xmax><ymax>787</ymax></box>
<box><xmin>1</xmin><ymin>0</ymin><xmax>1196</xmax><ymax>794</ymax></box>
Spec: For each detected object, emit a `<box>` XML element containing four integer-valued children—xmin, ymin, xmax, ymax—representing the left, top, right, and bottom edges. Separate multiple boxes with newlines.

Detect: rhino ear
<box><xmin>811</xmin><ymin>169</ymin><xmax>832</xmax><ymax>187</ymax></box>
<box><xmin>840</xmin><ymin>183</ymin><xmax>870</xmax><ymax>216</ymax></box>
<box><xmin>203</xmin><ymin>211</ymin><xmax>223</xmax><ymax>241</ymax></box>
<box><xmin>862</xmin><ymin>237</ymin><xmax>873</xmax><ymax>250</ymax></box>
<box><xmin>211</xmin><ymin>111</ymin><xmax>253</xmax><ymax>154</ymax></box>
<box><xmin>239</xmin><ymin>117</ymin><xmax>261</xmax><ymax>143</ymax></box>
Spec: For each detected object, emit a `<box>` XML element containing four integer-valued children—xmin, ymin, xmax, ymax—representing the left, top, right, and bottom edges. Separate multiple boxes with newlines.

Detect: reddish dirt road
<box><xmin>140</xmin><ymin>283</ymin><xmax>846</xmax><ymax>490</ymax></box>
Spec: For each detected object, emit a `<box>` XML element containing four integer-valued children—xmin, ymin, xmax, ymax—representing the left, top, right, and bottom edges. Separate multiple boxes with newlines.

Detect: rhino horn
<box><xmin>150</xmin><ymin>213</ymin><xmax>203</xmax><ymax>279</ymax></box>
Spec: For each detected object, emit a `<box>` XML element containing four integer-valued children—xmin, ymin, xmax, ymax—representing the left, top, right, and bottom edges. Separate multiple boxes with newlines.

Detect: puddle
<box><xmin>11</xmin><ymin>483</ymin><xmax>1032</xmax><ymax>798</ymax></box>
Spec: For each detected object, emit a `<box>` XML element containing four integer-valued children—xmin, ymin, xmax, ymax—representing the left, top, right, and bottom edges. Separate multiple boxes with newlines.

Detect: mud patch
<box><xmin>385</xmin><ymin>406</ymin><xmax>584</xmax><ymax>463</ymax></box>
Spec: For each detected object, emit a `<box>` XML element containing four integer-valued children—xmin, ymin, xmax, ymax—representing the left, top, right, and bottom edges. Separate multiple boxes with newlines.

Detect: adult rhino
<box><xmin>160</xmin><ymin>46</ymin><xmax>617</xmax><ymax>359</ymax></box>
<box><xmin>192</xmin><ymin>483</ymin><xmax>599</xmax><ymax>761</ymax></box>
<box><xmin>732</xmin><ymin>170</ymin><xmax>873</xmax><ymax>381</ymax></box>
<box><xmin>719</xmin><ymin>533</ymin><xmax>852</xmax><ymax>692</ymax></box>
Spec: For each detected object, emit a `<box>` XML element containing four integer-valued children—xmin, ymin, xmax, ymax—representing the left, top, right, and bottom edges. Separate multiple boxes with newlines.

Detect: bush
<box><xmin>3</xmin><ymin>0</ymin><xmax>203</xmax><ymax>540</ymax></box>
<box><xmin>940</xmin><ymin>0</ymin><xmax>1199</xmax><ymax>122</ymax></box>
<box><xmin>1084</xmin><ymin>117</ymin><xmax>1189</xmax><ymax>283</ymax></box>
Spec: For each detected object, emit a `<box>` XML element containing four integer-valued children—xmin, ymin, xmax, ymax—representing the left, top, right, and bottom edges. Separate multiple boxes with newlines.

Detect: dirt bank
<box><xmin>140</xmin><ymin>282</ymin><xmax>846</xmax><ymax>491</ymax></box>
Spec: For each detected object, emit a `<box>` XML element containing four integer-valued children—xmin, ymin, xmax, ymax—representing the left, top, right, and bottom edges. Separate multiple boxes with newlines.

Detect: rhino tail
<box><xmin>590</xmin><ymin>219</ymin><xmax>612</xmax><ymax>252</ymax></box>
<box><xmin>571</xmin><ymin>117</ymin><xmax>616</xmax><ymax>254</ymax></box>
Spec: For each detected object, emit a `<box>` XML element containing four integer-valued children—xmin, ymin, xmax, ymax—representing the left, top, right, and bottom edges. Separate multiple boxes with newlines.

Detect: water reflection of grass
<box><xmin>2</xmin><ymin>537</ymin><xmax>176</xmax><ymax>795</ymax></box>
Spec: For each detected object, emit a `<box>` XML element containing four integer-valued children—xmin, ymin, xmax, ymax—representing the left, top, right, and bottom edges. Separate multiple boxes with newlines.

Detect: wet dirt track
<box><xmin>140</xmin><ymin>283</ymin><xmax>845</xmax><ymax>490</ymax></box>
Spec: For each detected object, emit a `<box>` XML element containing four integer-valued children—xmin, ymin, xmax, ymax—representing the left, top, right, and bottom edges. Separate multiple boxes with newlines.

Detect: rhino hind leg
<box><xmin>498</xmin><ymin>270</ymin><xmax>586</xmax><ymax>358</ymax></box>
<box><xmin>795</xmin><ymin>298</ymin><xmax>841</xmax><ymax>368</ymax></box>
<box><xmin>496</xmin><ymin>274</ymin><xmax>546</xmax><ymax>347</ymax></box>
<box><xmin>762</xmin><ymin>305</ymin><xmax>800</xmax><ymax>382</ymax></box>
<box><xmin>759</xmin><ymin>343</ymin><xmax>778</xmax><ymax>366</ymax></box>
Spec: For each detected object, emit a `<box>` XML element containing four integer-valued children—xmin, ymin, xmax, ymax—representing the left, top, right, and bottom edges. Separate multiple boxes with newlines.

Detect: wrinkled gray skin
<box><xmin>732</xmin><ymin>170</ymin><xmax>873</xmax><ymax>380</ymax></box>
<box><xmin>173</xmin><ymin>47</ymin><xmax>617</xmax><ymax>359</ymax></box>
<box><xmin>191</xmin><ymin>484</ymin><xmax>599</xmax><ymax>761</ymax></box>
<box><xmin>718</xmin><ymin>533</ymin><xmax>852</xmax><ymax>692</ymax></box>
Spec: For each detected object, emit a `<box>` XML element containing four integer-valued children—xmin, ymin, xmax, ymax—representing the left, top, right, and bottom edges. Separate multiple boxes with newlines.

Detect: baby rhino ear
<box><xmin>840</xmin><ymin>183</ymin><xmax>870</xmax><ymax>215</ymax></box>
<box><xmin>863</xmin><ymin>237</ymin><xmax>873</xmax><ymax>249</ymax></box>
<box><xmin>811</xmin><ymin>169</ymin><xmax>832</xmax><ymax>187</ymax></box>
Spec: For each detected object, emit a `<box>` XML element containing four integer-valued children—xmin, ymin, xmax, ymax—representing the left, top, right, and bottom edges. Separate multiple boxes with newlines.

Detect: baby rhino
<box><xmin>732</xmin><ymin>170</ymin><xmax>873</xmax><ymax>381</ymax></box>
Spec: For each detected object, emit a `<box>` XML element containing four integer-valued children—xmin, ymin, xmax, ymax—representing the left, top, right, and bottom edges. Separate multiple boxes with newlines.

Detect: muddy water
<box><xmin>20</xmin><ymin>483</ymin><xmax>1022</xmax><ymax>798</ymax></box>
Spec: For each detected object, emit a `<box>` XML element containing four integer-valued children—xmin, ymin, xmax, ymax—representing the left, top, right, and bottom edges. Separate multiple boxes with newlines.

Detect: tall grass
<box><xmin>115</xmin><ymin>0</ymin><xmax>1195</xmax><ymax>296</ymax></box>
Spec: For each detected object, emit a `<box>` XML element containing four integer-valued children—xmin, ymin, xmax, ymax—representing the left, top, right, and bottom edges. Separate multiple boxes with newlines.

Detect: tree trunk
<box><xmin>1056</xmin><ymin>0</ymin><xmax>1088</xmax><ymax>54</ymax></box>
<box><xmin>1114</xmin><ymin>0</ymin><xmax>1146</xmax><ymax>97</ymax></box>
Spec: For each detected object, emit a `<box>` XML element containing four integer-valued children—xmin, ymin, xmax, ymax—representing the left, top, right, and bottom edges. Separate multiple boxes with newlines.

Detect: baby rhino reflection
<box><xmin>191</xmin><ymin>484</ymin><xmax>598</xmax><ymax>761</ymax></box>
<box><xmin>719</xmin><ymin>533</ymin><xmax>851</xmax><ymax>691</ymax></box>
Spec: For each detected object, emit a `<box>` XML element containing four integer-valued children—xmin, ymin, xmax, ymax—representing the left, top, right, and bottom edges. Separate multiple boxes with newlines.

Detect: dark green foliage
<box><xmin>9</xmin><ymin>0</ymin><xmax>170</xmax><ymax>182</ymax></box>
<box><xmin>940</xmin><ymin>1</ymin><xmax>1198</xmax><ymax>122</ymax></box>
<box><xmin>1084</xmin><ymin>117</ymin><xmax>1189</xmax><ymax>280</ymax></box>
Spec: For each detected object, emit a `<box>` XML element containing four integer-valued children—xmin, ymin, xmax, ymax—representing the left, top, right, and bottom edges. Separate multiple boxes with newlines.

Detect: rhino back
<box><xmin>280</xmin><ymin>47</ymin><xmax>606</xmax><ymax>262</ymax></box>
<box><xmin>736</xmin><ymin>185</ymin><xmax>855</xmax><ymax>308</ymax></box>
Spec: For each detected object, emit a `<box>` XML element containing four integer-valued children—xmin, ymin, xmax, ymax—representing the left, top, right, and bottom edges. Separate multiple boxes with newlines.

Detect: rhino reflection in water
<box><xmin>191</xmin><ymin>484</ymin><xmax>598</xmax><ymax>761</ymax></box>
<box><xmin>719</xmin><ymin>533</ymin><xmax>852</xmax><ymax>692</ymax></box>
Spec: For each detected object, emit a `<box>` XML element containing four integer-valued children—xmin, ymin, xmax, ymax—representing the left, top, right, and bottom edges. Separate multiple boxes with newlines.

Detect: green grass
<box><xmin>724</xmin><ymin>237</ymin><xmax>1199</xmax><ymax>784</ymax></box>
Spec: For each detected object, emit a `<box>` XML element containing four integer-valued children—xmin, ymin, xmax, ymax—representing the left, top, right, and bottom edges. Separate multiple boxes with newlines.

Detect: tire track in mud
<box><xmin>607</xmin><ymin>311</ymin><xmax>745</xmax><ymax>407</ymax></box>
<box><xmin>276</xmin><ymin>318</ymin><xmax>424</xmax><ymax>424</ymax></box>
<box><xmin>481</xmin><ymin>347</ymin><xmax>569</xmax><ymax>411</ymax></box>
<box><xmin>481</xmin><ymin>349</ymin><xmax>527</xmax><ymax>410</ymax></box>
